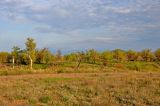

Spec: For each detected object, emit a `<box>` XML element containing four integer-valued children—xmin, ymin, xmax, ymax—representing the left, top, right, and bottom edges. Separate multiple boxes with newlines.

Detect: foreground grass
<box><xmin>0</xmin><ymin>72</ymin><xmax>159</xmax><ymax>106</ymax></box>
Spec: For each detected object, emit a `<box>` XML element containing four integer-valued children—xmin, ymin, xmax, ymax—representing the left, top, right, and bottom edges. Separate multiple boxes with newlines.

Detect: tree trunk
<box><xmin>75</xmin><ymin>59</ymin><xmax>81</xmax><ymax>70</ymax></box>
<box><xmin>29</xmin><ymin>55</ymin><xmax>33</xmax><ymax>70</ymax></box>
<box><xmin>12</xmin><ymin>56</ymin><xmax>15</xmax><ymax>69</ymax></box>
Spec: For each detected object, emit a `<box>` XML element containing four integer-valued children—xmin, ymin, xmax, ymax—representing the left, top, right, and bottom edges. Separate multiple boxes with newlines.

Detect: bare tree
<box><xmin>75</xmin><ymin>52</ymin><xmax>85</xmax><ymax>70</ymax></box>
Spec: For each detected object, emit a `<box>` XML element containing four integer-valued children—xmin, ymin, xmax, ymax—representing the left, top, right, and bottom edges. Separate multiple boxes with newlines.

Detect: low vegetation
<box><xmin>0</xmin><ymin>72</ymin><xmax>159</xmax><ymax>106</ymax></box>
<box><xmin>0</xmin><ymin>38</ymin><xmax>159</xmax><ymax>75</ymax></box>
<box><xmin>0</xmin><ymin>61</ymin><xmax>160</xmax><ymax>76</ymax></box>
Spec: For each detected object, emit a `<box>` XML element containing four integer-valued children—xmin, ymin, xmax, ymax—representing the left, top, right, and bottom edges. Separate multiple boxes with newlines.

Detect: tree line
<box><xmin>0</xmin><ymin>38</ymin><xmax>160</xmax><ymax>69</ymax></box>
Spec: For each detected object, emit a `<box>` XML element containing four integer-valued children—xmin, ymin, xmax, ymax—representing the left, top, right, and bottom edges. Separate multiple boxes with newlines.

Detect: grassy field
<box><xmin>0</xmin><ymin>72</ymin><xmax>159</xmax><ymax>106</ymax></box>
<box><xmin>0</xmin><ymin>62</ymin><xmax>160</xmax><ymax>76</ymax></box>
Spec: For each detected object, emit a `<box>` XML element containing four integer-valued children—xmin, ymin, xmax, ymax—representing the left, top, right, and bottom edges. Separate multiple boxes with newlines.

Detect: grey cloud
<box><xmin>0</xmin><ymin>0</ymin><xmax>160</xmax><ymax>52</ymax></box>
<box><xmin>35</xmin><ymin>26</ymin><xmax>54</xmax><ymax>33</ymax></box>
<box><xmin>0</xmin><ymin>0</ymin><xmax>160</xmax><ymax>32</ymax></box>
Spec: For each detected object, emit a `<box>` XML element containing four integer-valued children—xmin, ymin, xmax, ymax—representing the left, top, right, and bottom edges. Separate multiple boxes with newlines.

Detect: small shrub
<box><xmin>62</xmin><ymin>96</ymin><xmax>69</xmax><ymax>102</ymax></box>
<box><xmin>15</xmin><ymin>95</ymin><xmax>24</xmax><ymax>99</ymax></box>
<box><xmin>0</xmin><ymin>71</ymin><xmax>8</xmax><ymax>76</ymax></box>
<box><xmin>115</xmin><ymin>63</ymin><xmax>126</xmax><ymax>69</ymax></box>
<box><xmin>126</xmin><ymin>62</ymin><xmax>141</xmax><ymax>71</ymax></box>
<box><xmin>28</xmin><ymin>98</ymin><xmax>37</xmax><ymax>105</ymax></box>
<box><xmin>39</xmin><ymin>96</ymin><xmax>51</xmax><ymax>103</ymax></box>
<box><xmin>57</xmin><ymin>69</ymin><xmax>64</xmax><ymax>73</ymax></box>
<box><xmin>134</xmin><ymin>63</ymin><xmax>141</xmax><ymax>71</ymax></box>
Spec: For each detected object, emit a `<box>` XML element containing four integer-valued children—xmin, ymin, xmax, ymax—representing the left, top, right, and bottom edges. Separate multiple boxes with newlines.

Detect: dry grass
<box><xmin>0</xmin><ymin>72</ymin><xmax>159</xmax><ymax>106</ymax></box>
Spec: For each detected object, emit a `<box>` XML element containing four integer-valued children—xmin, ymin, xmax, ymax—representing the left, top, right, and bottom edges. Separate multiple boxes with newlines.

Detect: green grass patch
<box><xmin>33</xmin><ymin>64</ymin><xmax>49</xmax><ymax>69</ymax></box>
<box><xmin>39</xmin><ymin>95</ymin><xmax>51</xmax><ymax>103</ymax></box>
<box><xmin>28</xmin><ymin>98</ymin><xmax>37</xmax><ymax>105</ymax></box>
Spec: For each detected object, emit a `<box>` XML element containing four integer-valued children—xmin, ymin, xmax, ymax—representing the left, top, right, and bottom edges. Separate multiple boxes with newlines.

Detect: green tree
<box><xmin>64</xmin><ymin>53</ymin><xmax>77</xmax><ymax>62</ymax></box>
<box><xmin>86</xmin><ymin>49</ymin><xmax>99</xmax><ymax>64</ymax></box>
<box><xmin>25</xmin><ymin>38</ymin><xmax>36</xmax><ymax>69</ymax></box>
<box><xmin>141</xmin><ymin>49</ymin><xmax>154</xmax><ymax>62</ymax></box>
<box><xmin>18</xmin><ymin>50</ymin><xmax>29</xmax><ymax>65</ymax></box>
<box><xmin>101</xmin><ymin>50</ymin><xmax>113</xmax><ymax>66</ymax></box>
<box><xmin>0</xmin><ymin>52</ymin><xmax>10</xmax><ymax>63</ymax></box>
<box><xmin>155</xmin><ymin>48</ymin><xmax>160</xmax><ymax>61</ymax></box>
<box><xmin>36</xmin><ymin>48</ymin><xmax>54</xmax><ymax>64</ymax></box>
<box><xmin>113</xmin><ymin>49</ymin><xmax>126</xmax><ymax>61</ymax></box>
<box><xmin>126</xmin><ymin>50</ymin><xmax>138</xmax><ymax>61</ymax></box>
<box><xmin>136</xmin><ymin>52</ymin><xmax>143</xmax><ymax>61</ymax></box>
<box><xmin>56</xmin><ymin>49</ymin><xmax>62</xmax><ymax>62</ymax></box>
<box><xmin>101</xmin><ymin>50</ymin><xmax>113</xmax><ymax>61</ymax></box>
<box><xmin>11</xmin><ymin>46</ymin><xmax>20</xmax><ymax>69</ymax></box>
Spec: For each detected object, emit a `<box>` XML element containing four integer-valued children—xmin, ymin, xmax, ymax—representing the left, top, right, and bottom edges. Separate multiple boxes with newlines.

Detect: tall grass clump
<box><xmin>126</xmin><ymin>62</ymin><xmax>142</xmax><ymax>71</ymax></box>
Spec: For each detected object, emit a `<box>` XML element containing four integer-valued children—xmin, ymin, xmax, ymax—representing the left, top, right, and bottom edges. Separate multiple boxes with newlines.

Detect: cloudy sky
<box><xmin>0</xmin><ymin>0</ymin><xmax>160</xmax><ymax>53</ymax></box>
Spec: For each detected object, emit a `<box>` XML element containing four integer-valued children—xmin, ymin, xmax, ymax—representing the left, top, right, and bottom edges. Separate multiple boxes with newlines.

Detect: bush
<box><xmin>115</xmin><ymin>63</ymin><xmax>126</xmax><ymax>69</ymax></box>
<box><xmin>28</xmin><ymin>98</ymin><xmax>37</xmax><ymax>105</ymax></box>
<box><xmin>0</xmin><ymin>70</ymin><xmax>8</xmax><ymax>76</ymax></box>
<box><xmin>57</xmin><ymin>69</ymin><xmax>64</xmax><ymax>73</ymax></box>
<box><xmin>134</xmin><ymin>63</ymin><xmax>141</xmax><ymax>71</ymax></box>
<box><xmin>39</xmin><ymin>96</ymin><xmax>51</xmax><ymax>103</ymax></box>
<box><xmin>126</xmin><ymin>62</ymin><xmax>141</xmax><ymax>71</ymax></box>
<box><xmin>62</xmin><ymin>96</ymin><xmax>69</xmax><ymax>102</ymax></box>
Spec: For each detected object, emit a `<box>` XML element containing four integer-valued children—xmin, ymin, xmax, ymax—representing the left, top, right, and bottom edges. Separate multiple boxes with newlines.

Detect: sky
<box><xmin>0</xmin><ymin>0</ymin><xmax>160</xmax><ymax>53</ymax></box>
